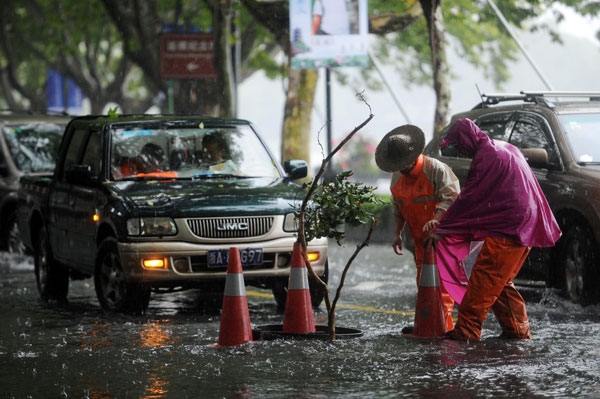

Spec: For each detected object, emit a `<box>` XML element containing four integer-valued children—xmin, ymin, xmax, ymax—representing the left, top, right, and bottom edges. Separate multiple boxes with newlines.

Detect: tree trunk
<box><xmin>420</xmin><ymin>0</ymin><xmax>451</xmax><ymax>136</ymax></box>
<box><xmin>173</xmin><ymin>79</ymin><xmax>220</xmax><ymax>115</ymax></box>
<box><xmin>281</xmin><ymin>65</ymin><xmax>318</xmax><ymax>166</ymax></box>
<box><xmin>0</xmin><ymin>68</ymin><xmax>20</xmax><ymax>109</ymax></box>
<box><xmin>212</xmin><ymin>0</ymin><xmax>235</xmax><ymax>117</ymax></box>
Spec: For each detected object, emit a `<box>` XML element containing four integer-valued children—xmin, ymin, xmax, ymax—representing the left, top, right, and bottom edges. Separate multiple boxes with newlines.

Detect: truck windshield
<box><xmin>3</xmin><ymin>123</ymin><xmax>65</xmax><ymax>172</ymax></box>
<box><xmin>558</xmin><ymin>113</ymin><xmax>600</xmax><ymax>164</ymax></box>
<box><xmin>110</xmin><ymin>125</ymin><xmax>282</xmax><ymax>180</ymax></box>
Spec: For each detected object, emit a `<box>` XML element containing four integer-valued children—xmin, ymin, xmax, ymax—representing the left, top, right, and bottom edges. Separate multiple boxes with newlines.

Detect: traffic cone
<box><xmin>282</xmin><ymin>242</ymin><xmax>316</xmax><ymax>334</ymax></box>
<box><xmin>406</xmin><ymin>245</ymin><xmax>446</xmax><ymax>338</ymax></box>
<box><xmin>218</xmin><ymin>247</ymin><xmax>253</xmax><ymax>346</ymax></box>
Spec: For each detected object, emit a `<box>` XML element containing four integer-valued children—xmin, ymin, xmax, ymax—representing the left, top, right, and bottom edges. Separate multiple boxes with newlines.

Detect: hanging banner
<box><xmin>289</xmin><ymin>0</ymin><xmax>368</xmax><ymax>69</ymax></box>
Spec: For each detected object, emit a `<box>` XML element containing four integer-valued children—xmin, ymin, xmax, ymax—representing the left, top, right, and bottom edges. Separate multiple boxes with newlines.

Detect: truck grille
<box><xmin>186</xmin><ymin>216</ymin><xmax>275</xmax><ymax>238</ymax></box>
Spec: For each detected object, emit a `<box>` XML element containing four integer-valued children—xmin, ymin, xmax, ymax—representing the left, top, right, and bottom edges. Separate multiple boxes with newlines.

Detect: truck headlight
<box><xmin>127</xmin><ymin>217</ymin><xmax>177</xmax><ymax>236</ymax></box>
<box><xmin>283</xmin><ymin>212</ymin><xmax>299</xmax><ymax>232</ymax></box>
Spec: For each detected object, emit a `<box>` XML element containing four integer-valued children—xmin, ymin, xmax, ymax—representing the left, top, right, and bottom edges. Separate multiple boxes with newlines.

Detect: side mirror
<box><xmin>65</xmin><ymin>164</ymin><xmax>92</xmax><ymax>185</ymax></box>
<box><xmin>283</xmin><ymin>159</ymin><xmax>308</xmax><ymax>180</ymax></box>
<box><xmin>521</xmin><ymin>148</ymin><xmax>551</xmax><ymax>169</ymax></box>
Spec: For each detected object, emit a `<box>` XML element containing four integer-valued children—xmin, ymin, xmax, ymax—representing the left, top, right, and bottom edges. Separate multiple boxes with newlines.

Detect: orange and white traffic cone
<box><xmin>405</xmin><ymin>245</ymin><xmax>446</xmax><ymax>338</ymax></box>
<box><xmin>282</xmin><ymin>242</ymin><xmax>316</xmax><ymax>334</ymax></box>
<box><xmin>218</xmin><ymin>247</ymin><xmax>253</xmax><ymax>346</ymax></box>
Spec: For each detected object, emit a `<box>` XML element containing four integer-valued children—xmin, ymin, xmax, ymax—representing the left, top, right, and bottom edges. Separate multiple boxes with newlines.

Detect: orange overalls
<box><xmin>392</xmin><ymin>155</ymin><xmax>455</xmax><ymax>331</ymax></box>
<box><xmin>453</xmin><ymin>236</ymin><xmax>531</xmax><ymax>341</ymax></box>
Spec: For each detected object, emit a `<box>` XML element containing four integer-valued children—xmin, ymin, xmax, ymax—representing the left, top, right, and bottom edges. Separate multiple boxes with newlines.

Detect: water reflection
<box><xmin>139</xmin><ymin>320</ymin><xmax>177</xmax><ymax>348</ymax></box>
<box><xmin>144</xmin><ymin>365</ymin><xmax>170</xmax><ymax>399</ymax></box>
<box><xmin>80</xmin><ymin>323</ymin><xmax>113</xmax><ymax>349</ymax></box>
<box><xmin>139</xmin><ymin>321</ymin><xmax>178</xmax><ymax>398</ymax></box>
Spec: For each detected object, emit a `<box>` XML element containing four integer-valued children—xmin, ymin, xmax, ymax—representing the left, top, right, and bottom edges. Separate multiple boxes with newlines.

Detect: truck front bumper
<box><xmin>117</xmin><ymin>236</ymin><xmax>328</xmax><ymax>286</ymax></box>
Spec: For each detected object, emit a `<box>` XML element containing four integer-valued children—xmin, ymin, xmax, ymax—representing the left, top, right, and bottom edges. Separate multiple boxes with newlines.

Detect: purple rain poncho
<box><xmin>436</xmin><ymin>118</ymin><xmax>561</xmax><ymax>248</ymax></box>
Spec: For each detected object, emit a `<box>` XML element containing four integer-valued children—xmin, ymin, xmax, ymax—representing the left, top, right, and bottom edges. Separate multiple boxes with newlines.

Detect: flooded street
<box><xmin>1</xmin><ymin>242</ymin><xmax>599</xmax><ymax>398</ymax></box>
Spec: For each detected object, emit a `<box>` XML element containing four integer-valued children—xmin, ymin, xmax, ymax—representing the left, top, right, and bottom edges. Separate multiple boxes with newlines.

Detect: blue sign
<box><xmin>47</xmin><ymin>69</ymin><xmax>64</xmax><ymax>112</ymax></box>
<box><xmin>47</xmin><ymin>69</ymin><xmax>84</xmax><ymax>114</ymax></box>
<box><xmin>67</xmin><ymin>78</ymin><xmax>83</xmax><ymax>114</ymax></box>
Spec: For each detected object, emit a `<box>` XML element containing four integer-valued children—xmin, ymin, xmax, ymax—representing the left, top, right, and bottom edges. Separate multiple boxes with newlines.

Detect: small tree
<box><xmin>295</xmin><ymin>93</ymin><xmax>379</xmax><ymax>340</ymax></box>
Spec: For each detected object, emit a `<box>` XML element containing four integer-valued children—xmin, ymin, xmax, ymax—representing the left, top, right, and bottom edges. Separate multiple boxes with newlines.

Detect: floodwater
<box><xmin>1</xmin><ymin>242</ymin><xmax>599</xmax><ymax>398</ymax></box>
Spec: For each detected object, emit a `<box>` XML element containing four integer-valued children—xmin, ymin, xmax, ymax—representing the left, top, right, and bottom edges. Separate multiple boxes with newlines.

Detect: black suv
<box><xmin>0</xmin><ymin>112</ymin><xmax>69</xmax><ymax>254</ymax></box>
<box><xmin>424</xmin><ymin>91</ymin><xmax>600</xmax><ymax>304</ymax></box>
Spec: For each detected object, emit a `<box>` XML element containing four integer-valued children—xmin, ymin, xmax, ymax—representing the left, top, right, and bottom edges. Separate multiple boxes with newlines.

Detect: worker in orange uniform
<box><xmin>375</xmin><ymin>125</ymin><xmax>460</xmax><ymax>332</ymax></box>
<box><xmin>428</xmin><ymin>118</ymin><xmax>561</xmax><ymax>341</ymax></box>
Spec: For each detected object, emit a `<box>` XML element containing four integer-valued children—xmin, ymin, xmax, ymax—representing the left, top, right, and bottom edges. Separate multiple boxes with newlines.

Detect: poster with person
<box><xmin>289</xmin><ymin>0</ymin><xmax>368</xmax><ymax>69</ymax></box>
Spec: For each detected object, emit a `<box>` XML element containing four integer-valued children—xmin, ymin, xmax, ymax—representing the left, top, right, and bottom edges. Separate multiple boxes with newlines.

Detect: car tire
<box><xmin>558</xmin><ymin>225</ymin><xmax>600</xmax><ymax>305</ymax></box>
<box><xmin>5</xmin><ymin>213</ymin><xmax>27</xmax><ymax>255</ymax></box>
<box><xmin>272</xmin><ymin>260</ymin><xmax>329</xmax><ymax>310</ymax></box>
<box><xmin>94</xmin><ymin>237</ymin><xmax>150</xmax><ymax>315</ymax></box>
<box><xmin>34</xmin><ymin>227</ymin><xmax>69</xmax><ymax>301</ymax></box>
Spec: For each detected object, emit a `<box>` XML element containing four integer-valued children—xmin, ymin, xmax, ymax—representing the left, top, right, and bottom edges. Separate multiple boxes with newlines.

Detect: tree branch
<box><xmin>295</xmin><ymin>93</ymin><xmax>373</xmax><ymax>338</ymax></box>
<box><xmin>328</xmin><ymin>219</ymin><xmax>377</xmax><ymax>339</ymax></box>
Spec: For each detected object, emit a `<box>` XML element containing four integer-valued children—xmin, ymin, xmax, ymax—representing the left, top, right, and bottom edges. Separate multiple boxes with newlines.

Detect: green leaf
<box><xmin>107</xmin><ymin>107</ymin><xmax>120</xmax><ymax>118</ymax></box>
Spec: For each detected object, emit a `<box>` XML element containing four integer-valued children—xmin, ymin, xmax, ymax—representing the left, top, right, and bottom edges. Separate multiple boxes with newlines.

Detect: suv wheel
<box><xmin>34</xmin><ymin>228</ymin><xmax>69</xmax><ymax>301</ymax></box>
<box><xmin>94</xmin><ymin>238</ymin><xmax>150</xmax><ymax>315</ymax></box>
<box><xmin>559</xmin><ymin>225</ymin><xmax>599</xmax><ymax>305</ymax></box>
<box><xmin>272</xmin><ymin>260</ymin><xmax>329</xmax><ymax>310</ymax></box>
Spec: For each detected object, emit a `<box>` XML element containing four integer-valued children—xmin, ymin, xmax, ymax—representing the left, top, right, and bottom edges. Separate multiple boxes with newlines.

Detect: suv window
<box><xmin>509</xmin><ymin>113</ymin><xmax>557</xmax><ymax>164</ymax></box>
<box><xmin>80</xmin><ymin>130</ymin><xmax>102</xmax><ymax>178</ymax></box>
<box><xmin>441</xmin><ymin>112</ymin><xmax>513</xmax><ymax>158</ymax></box>
<box><xmin>558</xmin><ymin>113</ymin><xmax>600</xmax><ymax>164</ymax></box>
<box><xmin>478</xmin><ymin>112</ymin><xmax>513</xmax><ymax>141</ymax></box>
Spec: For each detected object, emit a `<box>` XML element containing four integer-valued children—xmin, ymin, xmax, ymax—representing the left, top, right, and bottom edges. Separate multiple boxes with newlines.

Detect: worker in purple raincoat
<box><xmin>428</xmin><ymin>118</ymin><xmax>561</xmax><ymax>341</ymax></box>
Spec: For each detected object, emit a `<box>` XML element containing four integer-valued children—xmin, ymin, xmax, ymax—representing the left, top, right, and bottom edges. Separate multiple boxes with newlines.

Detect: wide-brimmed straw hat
<box><xmin>375</xmin><ymin>125</ymin><xmax>425</xmax><ymax>172</ymax></box>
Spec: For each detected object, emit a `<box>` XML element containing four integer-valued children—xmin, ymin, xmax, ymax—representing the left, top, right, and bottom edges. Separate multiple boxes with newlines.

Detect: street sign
<box><xmin>160</xmin><ymin>33</ymin><xmax>216</xmax><ymax>79</ymax></box>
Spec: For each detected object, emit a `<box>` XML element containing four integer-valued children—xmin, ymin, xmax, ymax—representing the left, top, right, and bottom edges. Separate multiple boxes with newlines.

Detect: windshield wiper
<box><xmin>192</xmin><ymin>173</ymin><xmax>254</xmax><ymax>180</ymax></box>
<box><xmin>119</xmin><ymin>175</ymin><xmax>176</xmax><ymax>181</ymax></box>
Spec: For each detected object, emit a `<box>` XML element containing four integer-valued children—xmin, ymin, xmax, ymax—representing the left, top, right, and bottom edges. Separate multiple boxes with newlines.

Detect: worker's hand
<box><xmin>424</xmin><ymin>232</ymin><xmax>442</xmax><ymax>251</ymax></box>
<box><xmin>392</xmin><ymin>235</ymin><xmax>403</xmax><ymax>255</ymax></box>
<box><xmin>422</xmin><ymin>219</ymin><xmax>440</xmax><ymax>233</ymax></box>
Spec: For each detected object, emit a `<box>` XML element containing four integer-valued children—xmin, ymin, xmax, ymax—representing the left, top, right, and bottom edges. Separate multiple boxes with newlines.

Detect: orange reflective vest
<box><xmin>392</xmin><ymin>155</ymin><xmax>439</xmax><ymax>252</ymax></box>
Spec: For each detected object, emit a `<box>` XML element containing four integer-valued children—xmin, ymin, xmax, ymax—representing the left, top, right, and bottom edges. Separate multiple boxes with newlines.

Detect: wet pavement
<box><xmin>1</xmin><ymin>242</ymin><xmax>599</xmax><ymax>398</ymax></box>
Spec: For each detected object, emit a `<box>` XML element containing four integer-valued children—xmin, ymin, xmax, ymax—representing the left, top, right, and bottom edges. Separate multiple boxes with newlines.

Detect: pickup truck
<box><xmin>17</xmin><ymin>114</ymin><xmax>328</xmax><ymax>314</ymax></box>
<box><xmin>0</xmin><ymin>112</ymin><xmax>69</xmax><ymax>254</ymax></box>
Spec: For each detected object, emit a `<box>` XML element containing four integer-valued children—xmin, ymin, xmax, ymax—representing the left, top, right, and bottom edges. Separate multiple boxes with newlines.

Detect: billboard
<box><xmin>289</xmin><ymin>0</ymin><xmax>368</xmax><ymax>69</ymax></box>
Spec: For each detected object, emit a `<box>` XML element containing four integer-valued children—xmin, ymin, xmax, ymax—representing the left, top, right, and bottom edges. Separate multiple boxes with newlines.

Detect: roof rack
<box><xmin>472</xmin><ymin>91</ymin><xmax>600</xmax><ymax>109</ymax></box>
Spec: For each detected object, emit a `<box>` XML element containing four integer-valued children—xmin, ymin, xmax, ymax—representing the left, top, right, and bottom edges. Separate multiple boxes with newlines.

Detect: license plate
<box><xmin>207</xmin><ymin>248</ymin><xmax>263</xmax><ymax>267</ymax></box>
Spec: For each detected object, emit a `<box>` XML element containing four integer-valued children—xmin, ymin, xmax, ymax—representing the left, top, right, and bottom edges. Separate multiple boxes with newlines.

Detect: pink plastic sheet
<box><xmin>436</xmin><ymin>235</ymin><xmax>484</xmax><ymax>304</ymax></box>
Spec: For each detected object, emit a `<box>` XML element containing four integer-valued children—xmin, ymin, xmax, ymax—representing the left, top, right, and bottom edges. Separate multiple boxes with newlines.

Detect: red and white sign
<box><xmin>160</xmin><ymin>33</ymin><xmax>216</xmax><ymax>79</ymax></box>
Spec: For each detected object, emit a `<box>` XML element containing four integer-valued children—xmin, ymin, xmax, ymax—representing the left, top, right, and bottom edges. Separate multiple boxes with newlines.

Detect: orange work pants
<box><xmin>453</xmin><ymin>236</ymin><xmax>531</xmax><ymax>341</ymax></box>
<box><xmin>415</xmin><ymin>244</ymin><xmax>455</xmax><ymax>332</ymax></box>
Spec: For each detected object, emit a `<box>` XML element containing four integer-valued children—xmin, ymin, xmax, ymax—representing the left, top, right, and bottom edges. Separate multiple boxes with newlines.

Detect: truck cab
<box><xmin>18</xmin><ymin>114</ymin><xmax>328</xmax><ymax>314</ymax></box>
